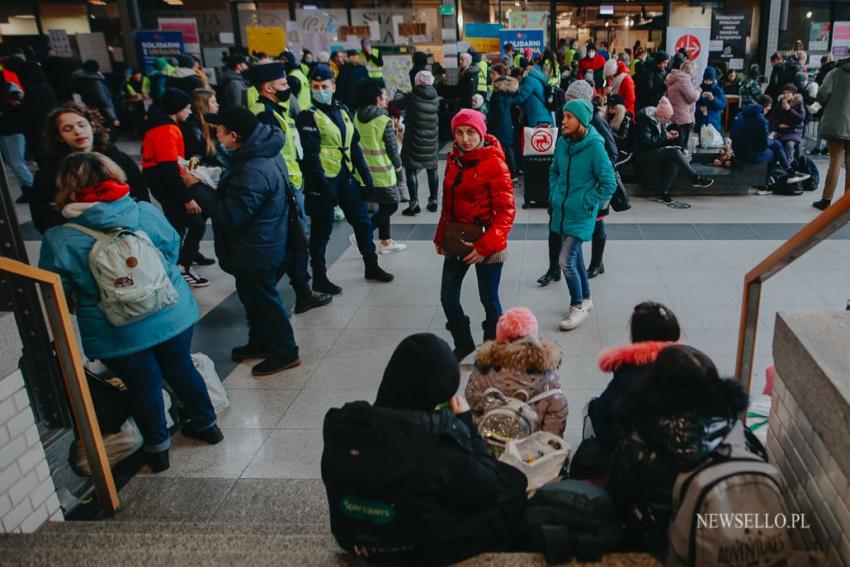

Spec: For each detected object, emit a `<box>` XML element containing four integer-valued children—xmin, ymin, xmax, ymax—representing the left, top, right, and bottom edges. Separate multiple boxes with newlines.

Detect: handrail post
<box><xmin>735</xmin><ymin>279</ymin><xmax>762</xmax><ymax>395</ymax></box>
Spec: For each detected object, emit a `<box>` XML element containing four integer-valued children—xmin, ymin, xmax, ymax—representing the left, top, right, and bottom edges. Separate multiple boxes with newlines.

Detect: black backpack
<box><xmin>767</xmin><ymin>166</ymin><xmax>803</xmax><ymax>195</ymax></box>
<box><xmin>544</xmin><ymin>83</ymin><xmax>566</xmax><ymax>112</ymax></box>
<box><xmin>790</xmin><ymin>155</ymin><xmax>820</xmax><ymax>191</ymax></box>
<box><xmin>524</xmin><ymin>479</ymin><xmax>624</xmax><ymax>563</ymax></box>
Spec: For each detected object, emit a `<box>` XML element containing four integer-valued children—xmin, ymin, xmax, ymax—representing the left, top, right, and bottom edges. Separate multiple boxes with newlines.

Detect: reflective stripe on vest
<box><xmin>353</xmin><ymin>114</ymin><xmax>396</xmax><ymax>188</ymax></box>
<box><xmin>362</xmin><ymin>48</ymin><xmax>382</xmax><ymax>79</ymax></box>
<box><xmin>289</xmin><ymin>68</ymin><xmax>312</xmax><ymax>111</ymax></box>
<box><xmin>251</xmin><ymin>100</ymin><xmax>302</xmax><ymax>190</ymax></box>
<box><xmin>313</xmin><ymin>107</ymin><xmax>354</xmax><ymax>178</ymax></box>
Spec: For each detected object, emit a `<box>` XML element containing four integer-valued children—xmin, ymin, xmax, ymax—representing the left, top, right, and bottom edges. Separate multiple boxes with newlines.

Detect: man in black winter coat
<box><xmin>72</xmin><ymin>60</ymin><xmax>119</xmax><ymax>127</ymax></box>
<box><xmin>322</xmin><ymin>333</ymin><xmax>527</xmax><ymax>565</ymax></box>
<box><xmin>184</xmin><ymin>107</ymin><xmax>301</xmax><ymax>377</ymax></box>
<box><xmin>335</xmin><ymin>50</ymin><xmax>369</xmax><ymax>110</ymax></box>
<box><xmin>458</xmin><ymin>52</ymin><xmax>480</xmax><ymax>109</ymax></box>
<box><xmin>636</xmin><ymin>51</ymin><xmax>669</xmax><ymax>111</ymax></box>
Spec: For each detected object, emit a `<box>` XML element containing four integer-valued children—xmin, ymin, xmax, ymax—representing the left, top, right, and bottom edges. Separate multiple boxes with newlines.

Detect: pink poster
<box><xmin>833</xmin><ymin>21</ymin><xmax>850</xmax><ymax>59</ymax></box>
<box><xmin>159</xmin><ymin>18</ymin><xmax>201</xmax><ymax>58</ymax></box>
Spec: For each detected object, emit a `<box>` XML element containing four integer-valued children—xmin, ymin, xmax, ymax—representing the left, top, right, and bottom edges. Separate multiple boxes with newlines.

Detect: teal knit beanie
<box><xmin>562</xmin><ymin>99</ymin><xmax>594</xmax><ymax>127</ymax></box>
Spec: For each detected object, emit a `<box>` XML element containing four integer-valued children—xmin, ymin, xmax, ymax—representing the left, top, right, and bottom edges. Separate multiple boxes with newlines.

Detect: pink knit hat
<box><xmin>656</xmin><ymin>96</ymin><xmax>674</xmax><ymax>121</ymax></box>
<box><xmin>496</xmin><ymin>307</ymin><xmax>539</xmax><ymax>343</ymax></box>
<box><xmin>451</xmin><ymin>108</ymin><xmax>487</xmax><ymax>140</ymax></box>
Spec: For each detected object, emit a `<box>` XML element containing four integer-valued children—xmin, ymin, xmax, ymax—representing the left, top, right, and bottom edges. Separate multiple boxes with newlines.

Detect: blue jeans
<box><xmin>559</xmin><ymin>236</ymin><xmax>590</xmax><ymax>306</ymax></box>
<box><xmin>440</xmin><ymin>257</ymin><xmax>503</xmax><ymax>339</ymax></box>
<box><xmin>0</xmin><ymin>134</ymin><xmax>34</xmax><ymax>189</ymax></box>
<box><xmin>306</xmin><ymin>173</ymin><xmax>377</xmax><ymax>275</ymax></box>
<box><xmin>101</xmin><ymin>326</ymin><xmax>216</xmax><ymax>453</ymax></box>
<box><xmin>234</xmin><ymin>268</ymin><xmax>299</xmax><ymax>360</ymax></box>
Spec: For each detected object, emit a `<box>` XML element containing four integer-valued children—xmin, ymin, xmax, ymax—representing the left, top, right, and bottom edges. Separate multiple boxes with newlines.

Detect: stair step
<box><xmin>0</xmin><ymin>548</ymin><xmax>346</xmax><ymax>567</ymax></box>
<box><xmin>40</xmin><ymin>520</ymin><xmax>330</xmax><ymax>536</ymax></box>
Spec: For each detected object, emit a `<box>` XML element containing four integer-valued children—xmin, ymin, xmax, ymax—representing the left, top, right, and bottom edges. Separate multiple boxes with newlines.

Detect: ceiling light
<box><xmin>806</xmin><ymin>11</ymin><xmax>812</xmax><ymax>18</ymax></box>
<box><xmin>14</xmin><ymin>14</ymin><xmax>36</xmax><ymax>19</ymax></box>
<box><xmin>88</xmin><ymin>0</ymin><xmax>107</xmax><ymax>5</ymax></box>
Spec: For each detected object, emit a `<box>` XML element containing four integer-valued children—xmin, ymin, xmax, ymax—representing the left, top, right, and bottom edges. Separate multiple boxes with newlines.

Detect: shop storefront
<box><xmin>777</xmin><ymin>0</ymin><xmax>850</xmax><ymax>65</ymax></box>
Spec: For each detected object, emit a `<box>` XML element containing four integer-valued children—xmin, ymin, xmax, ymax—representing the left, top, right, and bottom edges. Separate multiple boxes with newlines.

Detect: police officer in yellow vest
<box><xmin>247</xmin><ymin>62</ymin><xmax>333</xmax><ymax>314</ymax></box>
<box><xmin>280</xmin><ymin>50</ymin><xmax>311</xmax><ymax>111</ymax></box>
<box><xmin>295</xmin><ymin>63</ymin><xmax>394</xmax><ymax>295</ymax></box>
<box><xmin>353</xmin><ymin>79</ymin><xmax>407</xmax><ymax>254</ymax></box>
<box><xmin>469</xmin><ymin>47</ymin><xmax>490</xmax><ymax>99</ymax></box>
<box><xmin>360</xmin><ymin>38</ymin><xmax>383</xmax><ymax>80</ymax></box>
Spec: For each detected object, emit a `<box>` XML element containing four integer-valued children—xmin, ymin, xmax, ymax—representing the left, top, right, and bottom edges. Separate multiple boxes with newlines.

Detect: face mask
<box><xmin>217</xmin><ymin>143</ymin><xmax>233</xmax><ymax>156</ymax></box>
<box><xmin>304</xmin><ymin>56</ymin><xmax>313</xmax><ymax>63</ymax></box>
<box><xmin>312</xmin><ymin>89</ymin><xmax>333</xmax><ymax>105</ymax></box>
<box><xmin>275</xmin><ymin>88</ymin><xmax>291</xmax><ymax>100</ymax></box>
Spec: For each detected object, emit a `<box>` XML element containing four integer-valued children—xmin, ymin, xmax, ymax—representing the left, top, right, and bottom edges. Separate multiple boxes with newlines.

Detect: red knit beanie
<box><xmin>451</xmin><ymin>108</ymin><xmax>487</xmax><ymax>141</ymax></box>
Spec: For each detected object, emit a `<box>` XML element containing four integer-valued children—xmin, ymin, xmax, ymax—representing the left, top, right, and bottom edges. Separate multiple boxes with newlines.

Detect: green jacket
<box><xmin>818</xmin><ymin>57</ymin><xmax>850</xmax><ymax>141</ymax></box>
<box><xmin>548</xmin><ymin>128</ymin><xmax>617</xmax><ymax>241</ymax></box>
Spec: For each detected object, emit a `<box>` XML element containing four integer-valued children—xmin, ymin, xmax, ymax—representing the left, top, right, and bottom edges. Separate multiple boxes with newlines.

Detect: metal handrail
<box><xmin>736</xmin><ymin>192</ymin><xmax>850</xmax><ymax>394</ymax></box>
<box><xmin>0</xmin><ymin>257</ymin><xmax>120</xmax><ymax>514</ymax></box>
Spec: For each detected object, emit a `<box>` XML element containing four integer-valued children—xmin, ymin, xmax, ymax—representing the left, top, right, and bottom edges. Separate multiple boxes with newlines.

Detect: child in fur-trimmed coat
<box><xmin>585</xmin><ymin>302</ymin><xmax>681</xmax><ymax>453</ymax></box>
<box><xmin>466</xmin><ymin>307</ymin><xmax>568</xmax><ymax>436</ymax></box>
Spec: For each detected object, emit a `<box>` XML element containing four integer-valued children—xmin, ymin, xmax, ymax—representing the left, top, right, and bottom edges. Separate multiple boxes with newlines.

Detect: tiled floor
<box><xmin>5</xmin><ymin>147</ymin><xmax>848</xmax><ymax>486</ymax></box>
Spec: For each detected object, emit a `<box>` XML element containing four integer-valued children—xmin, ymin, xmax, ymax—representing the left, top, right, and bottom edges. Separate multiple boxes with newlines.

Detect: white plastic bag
<box><xmin>192</xmin><ymin>352</ymin><xmax>230</xmax><ymax>414</ymax></box>
<box><xmin>178</xmin><ymin>158</ymin><xmax>222</xmax><ymax>189</ymax></box>
<box><xmin>699</xmin><ymin>124</ymin><xmax>724</xmax><ymax>149</ymax></box>
<box><xmin>522</xmin><ymin>126</ymin><xmax>559</xmax><ymax>156</ymax></box>
<box><xmin>499</xmin><ymin>431</ymin><xmax>571</xmax><ymax>491</ymax></box>
<box><xmin>72</xmin><ymin>417</ymin><xmax>143</xmax><ymax>475</ymax></box>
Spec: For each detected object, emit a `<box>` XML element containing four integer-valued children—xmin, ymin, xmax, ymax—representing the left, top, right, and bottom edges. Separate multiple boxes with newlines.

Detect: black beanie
<box><xmin>161</xmin><ymin>88</ymin><xmax>192</xmax><ymax>115</ymax></box>
<box><xmin>374</xmin><ymin>333</ymin><xmax>460</xmax><ymax>412</ymax></box>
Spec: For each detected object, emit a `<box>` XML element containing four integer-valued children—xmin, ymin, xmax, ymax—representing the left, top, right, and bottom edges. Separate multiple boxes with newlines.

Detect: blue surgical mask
<box><xmin>312</xmin><ymin>89</ymin><xmax>333</xmax><ymax>105</ymax></box>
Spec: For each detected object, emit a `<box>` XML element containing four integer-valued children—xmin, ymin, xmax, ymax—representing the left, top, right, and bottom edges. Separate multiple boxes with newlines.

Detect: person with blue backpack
<box><xmin>39</xmin><ymin>151</ymin><xmax>221</xmax><ymax>474</ymax></box>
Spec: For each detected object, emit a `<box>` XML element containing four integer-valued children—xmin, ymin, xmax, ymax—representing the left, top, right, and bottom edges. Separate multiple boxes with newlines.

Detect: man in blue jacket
<box><xmin>296</xmin><ymin>63</ymin><xmax>393</xmax><ymax>295</ymax></box>
<box><xmin>510</xmin><ymin>60</ymin><xmax>553</xmax><ymax>127</ymax></box>
<box><xmin>183</xmin><ymin>107</ymin><xmax>301</xmax><ymax>377</ymax></box>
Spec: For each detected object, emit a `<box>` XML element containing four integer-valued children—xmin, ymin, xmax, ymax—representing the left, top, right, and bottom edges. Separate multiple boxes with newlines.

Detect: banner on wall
<box><xmin>499</xmin><ymin>29</ymin><xmax>545</xmax><ymax>57</ymax></box>
<box><xmin>136</xmin><ymin>31</ymin><xmax>185</xmax><ymax>75</ymax></box>
<box><xmin>710</xmin><ymin>9</ymin><xmax>748</xmax><ymax>60</ymax></box>
<box><xmin>246</xmin><ymin>27</ymin><xmax>286</xmax><ymax>56</ymax></box>
<box><xmin>465</xmin><ymin>23</ymin><xmax>502</xmax><ymax>54</ymax></box>
<box><xmin>667</xmin><ymin>27</ymin><xmax>711</xmax><ymax>82</ymax></box>
<box><xmin>809</xmin><ymin>22</ymin><xmax>831</xmax><ymax>52</ymax></box>
<box><xmin>158</xmin><ymin>18</ymin><xmax>201</xmax><ymax>58</ymax></box>
<box><xmin>832</xmin><ymin>22</ymin><xmax>850</xmax><ymax>59</ymax></box>
<box><xmin>508</xmin><ymin>11</ymin><xmax>548</xmax><ymax>39</ymax></box>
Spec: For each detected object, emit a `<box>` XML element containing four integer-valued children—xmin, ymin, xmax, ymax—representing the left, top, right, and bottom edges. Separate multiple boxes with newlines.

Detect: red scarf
<box><xmin>73</xmin><ymin>179</ymin><xmax>130</xmax><ymax>203</ymax></box>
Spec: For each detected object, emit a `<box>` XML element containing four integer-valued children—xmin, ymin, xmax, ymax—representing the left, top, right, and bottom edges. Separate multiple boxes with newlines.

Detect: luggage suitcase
<box><xmin>522</xmin><ymin>155</ymin><xmax>552</xmax><ymax>208</ymax></box>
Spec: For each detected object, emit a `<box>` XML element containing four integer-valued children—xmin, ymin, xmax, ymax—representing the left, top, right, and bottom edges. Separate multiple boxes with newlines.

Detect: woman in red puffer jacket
<box><xmin>604</xmin><ymin>58</ymin><xmax>636</xmax><ymax>117</ymax></box>
<box><xmin>435</xmin><ymin>109</ymin><xmax>516</xmax><ymax>361</ymax></box>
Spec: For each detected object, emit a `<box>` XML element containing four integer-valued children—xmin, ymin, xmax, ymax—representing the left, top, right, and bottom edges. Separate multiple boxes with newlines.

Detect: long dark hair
<box><xmin>43</xmin><ymin>102</ymin><xmax>109</xmax><ymax>158</ymax></box>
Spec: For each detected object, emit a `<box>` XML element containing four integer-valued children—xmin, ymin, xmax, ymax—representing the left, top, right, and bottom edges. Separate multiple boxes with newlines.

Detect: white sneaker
<box><xmin>559</xmin><ymin>305</ymin><xmax>589</xmax><ymax>331</ymax></box>
<box><xmin>581</xmin><ymin>298</ymin><xmax>594</xmax><ymax>312</ymax></box>
<box><xmin>378</xmin><ymin>240</ymin><xmax>407</xmax><ymax>254</ymax></box>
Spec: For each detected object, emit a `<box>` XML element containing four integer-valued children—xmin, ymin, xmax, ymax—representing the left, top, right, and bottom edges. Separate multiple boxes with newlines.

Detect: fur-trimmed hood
<box><xmin>598</xmin><ymin>341</ymin><xmax>677</xmax><ymax>372</ymax></box>
<box><xmin>474</xmin><ymin>338</ymin><xmax>561</xmax><ymax>374</ymax></box>
<box><xmin>493</xmin><ymin>76</ymin><xmax>519</xmax><ymax>94</ymax></box>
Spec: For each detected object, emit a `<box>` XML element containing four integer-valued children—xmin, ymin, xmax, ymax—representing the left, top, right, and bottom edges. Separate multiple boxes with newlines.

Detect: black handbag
<box><xmin>285</xmin><ymin>182</ymin><xmax>309</xmax><ymax>252</ymax></box>
<box><xmin>610</xmin><ymin>171</ymin><xmax>631</xmax><ymax>212</ymax></box>
<box><xmin>85</xmin><ymin>368</ymin><xmax>131</xmax><ymax>434</ymax></box>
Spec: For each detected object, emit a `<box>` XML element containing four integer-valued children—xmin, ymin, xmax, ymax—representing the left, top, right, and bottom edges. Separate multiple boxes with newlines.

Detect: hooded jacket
<box><xmin>191</xmin><ymin>123</ymin><xmax>289</xmax><ymax>274</ymax></box>
<box><xmin>487</xmin><ymin>76</ymin><xmax>519</xmax><ymax>147</ymax></box>
<box><xmin>730</xmin><ymin>103</ymin><xmax>772</xmax><ymax>164</ymax></box>
<box><xmin>459</xmin><ymin>63</ymin><xmax>480</xmax><ymax>109</ymax></box>
<box><xmin>396</xmin><ymin>84</ymin><xmax>440</xmax><ymax>170</ymax></box>
<box><xmin>466</xmin><ymin>338</ymin><xmax>567</xmax><ymax>436</ymax></box>
<box><xmin>608</xmin><ymin>60</ymin><xmax>636</xmax><ymax>117</ymax></box>
<box><xmin>166</xmin><ymin>66</ymin><xmax>205</xmax><ymax>97</ymax></box>
<box><xmin>434</xmin><ymin>135</ymin><xmax>516</xmax><ymax>258</ymax></box>
<box><xmin>817</xmin><ymin>58</ymin><xmax>850</xmax><ymax>141</ymax></box>
<box><xmin>694</xmin><ymin>68</ymin><xmax>727</xmax><ymax>132</ymax></box>
<box><xmin>608</xmin><ymin>375</ymin><xmax>749</xmax><ymax>553</ymax></box>
<box><xmin>322</xmin><ymin>403</ymin><xmax>527</xmax><ymax>565</ymax></box>
<box><xmin>578</xmin><ymin>53</ymin><xmax>606</xmax><ymax>88</ymax></box>
<box><xmin>38</xmin><ymin>196</ymin><xmax>199</xmax><ymax>360</ymax></box>
<box><xmin>586</xmin><ymin>341</ymin><xmax>677</xmax><ymax>453</ymax></box>
<box><xmin>548</xmin><ymin>127</ymin><xmax>617</xmax><ymax>241</ymax></box>
<box><xmin>511</xmin><ymin>68</ymin><xmax>553</xmax><ymax>127</ymax></box>
<box><xmin>219</xmin><ymin>67</ymin><xmax>248</xmax><ymax>109</ymax></box>
<box><xmin>664</xmin><ymin>69</ymin><xmax>701</xmax><ymax>126</ymax></box>
<box><xmin>770</xmin><ymin>92</ymin><xmax>805</xmax><ymax>143</ymax></box>
<box><xmin>31</xmin><ymin>145</ymin><xmax>150</xmax><ymax>234</ymax></box>
<box><xmin>71</xmin><ymin>68</ymin><xmax>117</xmax><ymax>122</ymax></box>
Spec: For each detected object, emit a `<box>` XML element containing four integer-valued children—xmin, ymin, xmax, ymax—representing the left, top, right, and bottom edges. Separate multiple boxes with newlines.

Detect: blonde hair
<box><xmin>55</xmin><ymin>152</ymin><xmax>126</xmax><ymax>207</ymax></box>
<box><xmin>608</xmin><ymin>104</ymin><xmax>627</xmax><ymax>132</ymax></box>
<box><xmin>681</xmin><ymin>60</ymin><xmax>695</xmax><ymax>76</ymax></box>
<box><xmin>192</xmin><ymin>88</ymin><xmax>217</xmax><ymax>158</ymax></box>
<box><xmin>795</xmin><ymin>50</ymin><xmax>807</xmax><ymax>65</ymax></box>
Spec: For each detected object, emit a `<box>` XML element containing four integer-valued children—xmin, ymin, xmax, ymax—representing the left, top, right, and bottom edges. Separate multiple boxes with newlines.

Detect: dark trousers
<box><xmin>440</xmin><ymin>257</ymin><xmax>504</xmax><ymax>340</ymax></box>
<box><xmin>657</xmin><ymin>147</ymin><xmax>698</xmax><ymax>197</ymax></box>
<box><xmin>406</xmin><ymin>168</ymin><xmax>439</xmax><ymax>203</ymax></box>
<box><xmin>285</xmin><ymin>249</ymin><xmax>310</xmax><ymax>293</ymax></box>
<box><xmin>590</xmin><ymin>218</ymin><xmax>606</xmax><ymax>266</ymax></box>
<box><xmin>502</xmin><ymin>142</ymin><xmax>518</xmax><ymax>175</ymax></box>
<box><xmin>671</xmin><ymin>123</ymin><xmax>693</xmax><ymax>150</ymax></box>
<box><xmin>548</xmin><ymin>230</ymin><xmax>561</xmax><ymax>271</ymax></box>
<box><xmin>371</xmin><ymin>202</ymin><xmax>398</xmax><ymax>241</ymax></box>
<box><xmin>102</xmin><ymin>326</ymin><xmax>216</xmax><ymax>453</ymax></box>
<box><xmin>306</xmin><ymin>174</ymin><xmax>377</xmax><ymax>275</ymax></box>
<box><xmin>161</xmin><ymin>203</ymin><xmax>206</xmax><ymax>270</ymax></box>
<box><xmin>234</xmin><ymin>267</ymin><xmax>299</xmax><ymax>361</ymax></box>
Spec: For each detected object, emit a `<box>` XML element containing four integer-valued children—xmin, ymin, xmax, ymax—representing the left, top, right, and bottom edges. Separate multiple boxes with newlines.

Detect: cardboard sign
<box><xmin>339</xmin><ymin>25</ymin><xmax>372</xmax><ymax>39</ymax></box>
<box><xmin>246</xmin><ymin>26</ymin><xmax>286</xmax><ymax>57</ymax></box>
<box><xmin>398</xmin><ymin>22</ymin><xmax>427</xmax><ymax>37</ymax></box>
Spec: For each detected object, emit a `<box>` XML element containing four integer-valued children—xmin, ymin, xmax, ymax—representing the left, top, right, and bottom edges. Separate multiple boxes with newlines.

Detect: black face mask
<box><xmin>275</xmin><ymin>88</ymin><xmax>291</xmax><ymax>100</ymax></box>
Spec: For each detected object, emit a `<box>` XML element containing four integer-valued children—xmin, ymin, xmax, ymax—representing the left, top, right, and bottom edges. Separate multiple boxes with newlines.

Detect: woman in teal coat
<box><xmin>549</xmin><ymin>99</ymin><xmax>617</xmax><ymax>332</ymax></box>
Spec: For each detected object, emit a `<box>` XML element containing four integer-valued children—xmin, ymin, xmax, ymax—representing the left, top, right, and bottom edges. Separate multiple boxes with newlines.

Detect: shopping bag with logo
<box><xmin>523</xmin><ymin>126</ymin><xmax>559</xmax><ymax>156</ymax></box>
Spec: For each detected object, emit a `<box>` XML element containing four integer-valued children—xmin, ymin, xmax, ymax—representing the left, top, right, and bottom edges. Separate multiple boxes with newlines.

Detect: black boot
<box><xmin>588</xmin><ymin>262</ymin><xmax>605</xmax><ymax>278</ymax></box>
<box><xmin>148</xmin><ymin>450</ymin><xmax>170</xmax><ymax>473</ymax></box>
<box><xmin>588</xmin><ymin>237</ymin><xmax>606</xmax><ymax>279</ymax></box>
<box><xmin>812</xmin><ymin>199</ymin><xmax>832</xmax><ymax>211</ymax></box>
<box><xmin>482</xmin><ymin>320</ymin><xmax>497</xmax><ymax>342</ymax></box>
<box><xmin>537</xmin><ymin>266</ymin><xmax>561</xmax><ymax>286</ymax></box>
<box><xmin>447</xmin><ymin>317</ymin><xmax>476</xmax><ymax>362</ymax></box>
<box><xmin>364</xmin><ymin>256</ymin><xmax>394</xmax><ymax>283</ymax></box>
<box><xmin>427</xmin><ymin>197</ymin><xmax>438</xmax><ymax>212</ymax></box>
<box><xmin>402</xmin><ymin>201</ymin><xmax>421</xmax><ymax>216</ymax></box>
<box><xmin>182</xmin><ymin>424</ymin><xmax>224</xmax><ymax>445</ymax></box>
<box><xmin>313</xmin><ymin>272</ymin><xmax>343</xmax><ymax>295</ymax></box>
<box><xmin>294</xmin><ymin>286</ymin><xmax>333</xmax><ymax>314</ymax></box>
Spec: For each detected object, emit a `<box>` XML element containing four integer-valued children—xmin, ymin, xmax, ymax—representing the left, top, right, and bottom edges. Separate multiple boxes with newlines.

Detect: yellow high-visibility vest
<box><xmin>353</xmin><ymin>114</ymin><xmax>396</xmax><ymax>188</ymax></box>
<box><xmin>313</xmin><ymin>107</ymin><xmax>354</xmax><ymax>178</ymax></box>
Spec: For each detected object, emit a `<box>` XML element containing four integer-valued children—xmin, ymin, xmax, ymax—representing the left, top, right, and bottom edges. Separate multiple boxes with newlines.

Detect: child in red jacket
<box><xmin>142</xmin><ymin>88</ymin><xmax>209</xmax><ymax>287</ymax></box>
